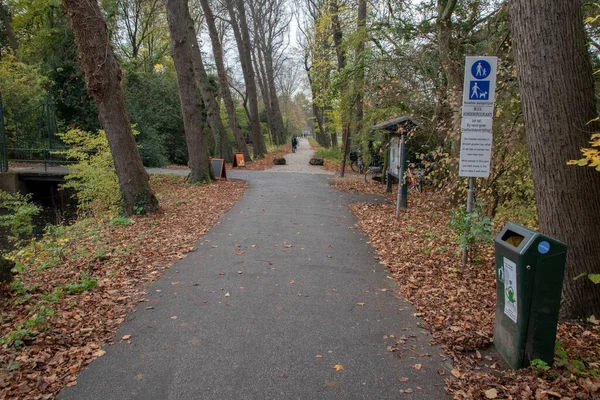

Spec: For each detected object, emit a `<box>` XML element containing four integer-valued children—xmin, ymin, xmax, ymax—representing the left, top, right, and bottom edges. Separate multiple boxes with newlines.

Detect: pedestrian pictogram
<box><xmin>469</xmin><ymin>80</ymin><xmax>490</xmax><ymax>100</ymax></box>
<box><xmin>471</xmin><ymin>60</ymin><xmax>491</xmax><ymax>79</ymax></box>
<box><xmin>460</xmin><ymin>56</ymin><xmax>498</xmax><ymax>178</ymax></box>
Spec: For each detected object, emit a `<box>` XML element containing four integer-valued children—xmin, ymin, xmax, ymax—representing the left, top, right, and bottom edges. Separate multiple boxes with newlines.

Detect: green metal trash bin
<box><xmin>493</xmin><ymin>222</ymin><xmax>567</xmax><ymax>370</ymax></box>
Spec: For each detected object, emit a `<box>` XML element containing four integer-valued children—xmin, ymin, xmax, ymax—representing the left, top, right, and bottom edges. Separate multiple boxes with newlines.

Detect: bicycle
<box><xmin>406</xmin><ymin>167</ymin><xmax>422</xmax><ymax>192</ymax></box>
<box><xmin>364</xmin><ymin>162</ymin><xmax>384</xmax><ymax>183</ymax></box>
<box><xmin>349</xmin><ymin>151</ymin><xmax>365</xmax><ymax>174</ymax></box>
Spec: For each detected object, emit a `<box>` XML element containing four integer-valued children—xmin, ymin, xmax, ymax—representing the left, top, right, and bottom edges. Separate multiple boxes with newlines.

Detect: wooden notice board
<box><xmin>233</xmin><ymin>152</ymin><xmax>245</xmax><ymax>167</ymax></box>
<box><xmin>211</xmin><ymin>158</ymin><xmax>227</xmax><ymax>180</ymax></box>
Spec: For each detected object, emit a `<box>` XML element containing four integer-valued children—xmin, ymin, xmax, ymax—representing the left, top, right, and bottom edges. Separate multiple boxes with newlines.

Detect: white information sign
<box><xmin>461</xmin><ymin>57</ymin><xmax>498</xmax><ymax>113</ymax></box>
<box><xmin>459</xmin><ymin>56</ymin><xmax>498</xmax><ymax>177</ymax></box>
<box><xmin>458</xmin><ymin>132</ymin><xmax>493</xmax><ymax>177</ymax></box>
<box><xmin>388</xmin><ymin>137</ymin><xmax>400</xmax><ymax>177</ymax></box>
<box><xmin>461</xmin><ymin>117</ymin><xmax>492</xmax><ymax>135</ymax></box>
<box><xmin>503</xmin><ymin>257</ymin><xmax>518</xmax><ymax>323</ymax></box>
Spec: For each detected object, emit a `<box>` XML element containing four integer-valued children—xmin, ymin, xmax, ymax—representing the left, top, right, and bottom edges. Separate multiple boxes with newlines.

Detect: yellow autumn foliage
<box><xmin>567</xmin><ymin>133</ymin><xmax>600</xmax><ymax>171</ymax></box>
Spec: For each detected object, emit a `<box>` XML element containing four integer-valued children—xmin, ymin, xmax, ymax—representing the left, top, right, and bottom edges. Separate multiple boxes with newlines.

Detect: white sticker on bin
<box><xmin>503</xmin><ymin>257</ymin><xmax>518</xmax><ymax>323</ymax></box>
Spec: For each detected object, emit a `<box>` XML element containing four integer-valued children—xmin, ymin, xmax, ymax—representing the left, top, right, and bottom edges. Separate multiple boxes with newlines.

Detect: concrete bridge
<box><xmin>0</xmin><ymin>166</ymin><xmax>69</xmax><ymax>194</ymax></box>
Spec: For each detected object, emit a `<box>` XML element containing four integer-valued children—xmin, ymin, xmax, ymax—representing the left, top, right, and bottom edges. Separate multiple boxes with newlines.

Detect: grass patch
<box><xmin>267</xmin><ymin>144</ymin><xmax>285</xmax><ymax>153</ymax></box>
<box><xmin>315</xmin><ymin>146</ymin><xmax>343</xmax><ymax>165</ymax></box>
<box><xmin>64</xmin><ymin>272</ymin><xmax>98</xmax><ymax>294</ymax></box>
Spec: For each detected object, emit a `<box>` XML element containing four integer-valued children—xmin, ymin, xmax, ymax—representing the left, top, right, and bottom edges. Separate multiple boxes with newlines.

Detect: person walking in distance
<box><xmin>291</xmin><ymin>135</ymin><xmax>298</xmax><ymax>153</ymax></box>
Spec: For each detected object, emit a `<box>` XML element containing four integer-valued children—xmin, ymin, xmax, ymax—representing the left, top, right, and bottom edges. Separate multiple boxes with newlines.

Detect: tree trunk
<box><xmin>330</xmin><ymin>0</ymin><xmax>349</xmax><ymax>177</ymax></box>
<box><xmin>354</xmin><ymin>0</ymin><xmax>366</xmax><ymax>129</ymax></box>
<box><xmin>62</xmin><ymin>0</ymin><xmax>158</xmax><ymax>216</ymax></box>
<box><xmin>510</xmin><ymin>0</ymin><xmax>600</xmax><ymax>318</ymax></box>
<box><xmin>184</xmin><ymin>6</ymin><xmax>233</xmax><ymax>163</ymax></box>
<box><xmin>304</xmin><ymin>51</ymin><xmax>330</xmax><ymax>148</ymax></box>
<box><xmin>437</xmin><ymin>0</ymin><xmax>462</xmax><ymax>203</ymax></box>
<box><xmin>253</xmin><ymin>46</ymin><xmax>276</xmax><ymax>144</ymax></box>
<box><xmin>266</xmin><ymin>58</ymin><xmax>286</xmax><ymax>144</ymax></box>
<box><xmin>0</xmin><ymin>2</ymin><xmax>18</xmax><ymax>57</ymax></box>
<box><xmin>165</xmin><ymin>0</ymin><xmax>212</xmax><ymax>183</ymax></box>
<box><xmin>340</xmin><ymin>124</ymin><xmax>350</xmax><ymax>177</ymax></box>
<box><xmin>312</xmin><ymin>103</ymin><xmax>327</xmax><ymax>147</ymax></box>
<box><xmin>226</xmin><ymin>0</ymin><xmax>267</xmax><ymax>158</ymax></box>
<box><xmin>329</xmin><ymin>0</ymin><xmax>345</xmax><ymax>72</ymax></box>
<box><xmin>199</xmin><ymin>0</ymin><xmax>250</xmax><ymax>161</ymax></box>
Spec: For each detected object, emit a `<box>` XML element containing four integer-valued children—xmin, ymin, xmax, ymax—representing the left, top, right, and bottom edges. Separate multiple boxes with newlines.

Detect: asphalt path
<box><xmin>60</xmin><ymin>139</ymin><xmax>449</xmax><ymax>399</ymax></box>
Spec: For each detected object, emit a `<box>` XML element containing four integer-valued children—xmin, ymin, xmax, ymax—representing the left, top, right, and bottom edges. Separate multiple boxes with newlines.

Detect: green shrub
<box><xmin>449</xmin><ymin>201</ymin><xmax>494</xmax><ymax>254</ymax></box>
<box><xmin>315</xmin><ymin>146</ymin><xmax>343</xmax><ymax>164</ymax></box>
<box><xmin>59</xmin><ymin>128</ymin><xmax>121</xmax><ymax>218</ymax></box>
<box><xmin>0</xmin><ymin>191</ymin><xmax>40</xmax><ymax>246</ymax></box>
<box><xmin>64</xmin><ymin>271</ymin><xmax>98</xmax><ymax>294</ymax></box>
<box><xmin>109</xmin><ymin>216</ymin><xmax>132</xmax><ymax>226</ymax></box>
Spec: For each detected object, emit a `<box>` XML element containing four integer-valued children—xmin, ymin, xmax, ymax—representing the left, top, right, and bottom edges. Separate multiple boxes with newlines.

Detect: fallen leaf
<box><xmin>484</xmin><ymin>388</ymin><xmax>498</xmax><ymax>399</ymax></box>
<box><xmin>121</xmin><ymin>335</ymin><xmax>132</xmax><ymax>340</ymax></box>
<box><xmin>334</xmin><ymin>364</ymin><xmax>344</xmax><ymax>371</ymax></box>
<box><xmin>450</xmin><ymin>369</ymin><xmax>461</xmax><ymax>378</ymax></box>
<box><xmin>357</xmin><ymin>302</ymin><xmax>365</xmax><ymax>306</ymax></box>
<box><xmin>92</xmin><ymin>350</ymin><xmax>106</xmax><ymax>357</ymax></box>
<box><xmin>413</xmin><ymin>364</ymin><xmax>422</xmax><ymax>370</ymax></box>
<box><xmin>400</xmin><ymin>388</ymin><xmax>413</xmax><ymax>393</ymax></box>
<box><xmin>135</xmin><ymin>373</ymin><xmax>143</xmax><ymax>381</ymax></box>
<box><xmin>171</xmin><ymin>316</ymin><xmax>178</xmax><ymax>320</ymax></box>
<box><xmin>398</xmin><ymin>377</ymin><xmax>409</xmax><ymax>382</ymax></box>
<box><xmin>323</xmin><ymin>380</ymin><xmax>337</xmax><ymax>388</ymax></box>
<box><xmin>225</xmin><ymin>292</ymin><xmax>230</xmax><ymax>297</ymax></box>
<box><xmin>315</xmin><ymin>354</ymin><xmax>323</xmax><ymax>358</ymax></box>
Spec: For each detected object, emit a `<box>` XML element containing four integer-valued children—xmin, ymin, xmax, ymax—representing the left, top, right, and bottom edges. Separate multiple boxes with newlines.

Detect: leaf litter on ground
<box><xmin>0</xmin><ymin>175</ymin><xmax>247</xmax><ymax>399</ymax></box>
<box><xmin>331</xmin><ymin>179</ymin><xmax>600</xmax><ymax>399</ymax></box>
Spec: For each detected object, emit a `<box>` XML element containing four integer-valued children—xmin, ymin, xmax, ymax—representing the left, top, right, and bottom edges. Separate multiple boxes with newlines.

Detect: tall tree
<box><xmin>510</xmin><ymin>0</ymin><xmax>600</xmax><ymax>318</ymax></box>
<box><xmin>437</xmin><ymin>0</ymin><xmax>461</xmax><ymax>160</ymax></box>
<box><xmin>185</xmin><ymin>4</ymin><xmax>233</xmax><ymax>163</ymax></box>
<box><xmin>249</xmin><ymin>0</ymin><xmax>289</xmax><ymax>145</ymax></box>
<box><xmin>225</xmin><ymin>0</ymin><xmax>267</xmax><ymax>158</ymax></box>
<box><xmin>165</xmin><ymin>0</ymin><xmax>212</xmax><ymax>182</ymax></box>
<box><xmin>253</xmin><ymin>43</ymin><xmax>277</xmax><ymax>144</ymax></box>
<box><xmin>62</xmin><ymin>0</ymin><xmax>158</xmax><ymax>216</ymax></box>
<box><xmin>341</xmin><ymin>0</ymin><xmax>367</xmax><ymax>177</ymax></box>
<box><xmin>199</xmin><ymin>0</ymin><xmax>250</xmax><ymax>161</ymax></box>
<box><xmin>114</xmin><ymin>0</ymin><xmax>164</xmax><ymax>70</ymax></box>
<box><xmin>329</xmin><ymin>0</ymin><xmax>352</xmax><ymax>176</ymax></box>
<box><xmin>298</xmin><ymin>0</ymin><xmax>332</xmax><ymax>148</ymax></box>
<box><xmin>354</xmin><ymin>0</ymin><xmax>366</xmax><ymax>134</ymax></box>
<box><xmin>0</xmin><ymin>1</ymin><xmax>18</xmax><ymax>57</ymax></box>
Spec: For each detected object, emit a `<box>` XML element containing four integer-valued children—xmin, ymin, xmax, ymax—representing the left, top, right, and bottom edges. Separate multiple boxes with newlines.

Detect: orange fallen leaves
<box><xmin>0</xmin><ymin>176</ymin><xmax>248</xmax><ymax>399</ymax></box>
<box><xmin>333</xmin><ymin>185</ymin><xmax>600</xmax><ymax>399</ymax></box>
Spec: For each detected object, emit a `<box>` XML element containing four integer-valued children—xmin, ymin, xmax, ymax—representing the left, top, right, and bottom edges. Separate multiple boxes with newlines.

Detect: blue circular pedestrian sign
<box><xmin>538</xmin><ymin>241</ymin><xmax>550</xmax><ymax>254</ymax></box>
<box><xmin>471</xmin><ymin>60</ymin><xmax>491</xmax><ymax>80</ymax></box>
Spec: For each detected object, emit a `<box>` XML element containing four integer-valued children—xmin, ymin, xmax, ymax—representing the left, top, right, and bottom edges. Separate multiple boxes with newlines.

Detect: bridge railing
<box><xmin>0</xmin><ymin>92</ymin><xmax>74</xmax><ymax>172</ymax></box>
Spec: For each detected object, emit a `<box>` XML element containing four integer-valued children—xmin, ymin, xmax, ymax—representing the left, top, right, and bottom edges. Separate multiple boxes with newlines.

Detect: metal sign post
<box><xmin>395</xmin><ymin>134</ymin><xmax>406</xmax><ymax>216</ymax></box>
<box><xmin>0</xmin><ymin>92</ymin><xmax>7</xmax><ymax>172</ymax></box>
<box><xmin>459</xmin><ymin>56</ymin><xmax>498</xmax><ymax>264</ymax></box>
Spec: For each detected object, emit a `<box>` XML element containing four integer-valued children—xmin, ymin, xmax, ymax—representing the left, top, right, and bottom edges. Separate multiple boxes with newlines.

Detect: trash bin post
<box><xmin>493</xmin><ymin>222</ymin><xmax>567</xmax><ymax>370</ymax></box>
